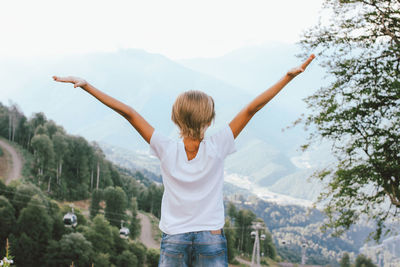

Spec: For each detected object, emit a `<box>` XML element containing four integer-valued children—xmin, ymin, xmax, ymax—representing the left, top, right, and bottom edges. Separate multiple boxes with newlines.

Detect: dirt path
<box><xmin>0</xmin><ymin>139</ymin><xmax>23</xmax><ymax>185</ymax></box>
<box><xmin>138</xmin><ymin>212</ymin><xmax>160</xmax><ymax>249</ymax></box>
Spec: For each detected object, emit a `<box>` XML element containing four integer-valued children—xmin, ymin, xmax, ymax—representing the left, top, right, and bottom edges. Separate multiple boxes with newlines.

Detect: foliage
<box><xmin>146</xmin><ymin>248</ymin><xmax>160</xmax><ymax>267</ymax></box>
<box><xmin>93</xmin><ymin>253</ymin><xmax>111</xmax><ymax>267</ymax></box>
<box><xmin>128</xmin><ymin>242</ymin><xmax>147</xmax><ymax>266</ymax></box>
<box><xmin>129</xmin><ymin>197</ymin><xmax>141</xmax><ymax>239</ymax></box>
<box><xmin>90</xmin><ymin>188</ymin><xmax>103</xmax><ymax>218</ymax></box>
<box><xmin>82</xmin><ymin>214</ymin><xmax>114</xmax><ymax>254</ymax></box>
<box><xmin>340</xmin><ymin>252</ymin><xmax>351</xmax><ymax>267</ymax></box>
<box><xmin>224</xmin><ymin>220</ymin><xmax>237</xmax><ymax>263</ymax></box>
<box><xmin>104</xmin><ymin>186</ymin><xmax>127</xmax><ymax>227</ymax></box>
<box><xmin>261</xmin><ymin>232</ymin><xmax>277</xmax><ymax>260</ymax></box>
<box><xmin>44</xmin><ymin>233</ymin><xmax>93</xmax><ymax>267</ymax></box>
<box><xmin>355</xmin><ymin>254</ymin><xmax>377</xmax><ymax>267</ymax></box>
<box><xmin>298</xmin><ymin>0</ymin><xmax>400</xmax><ymax>240</ymax></box>
<box><xmin>0</xmin><ymin>197</ymin><xmax>15</xmax><ymax>247</ymax></box>
<box><xmin>0</xmin><ymin>103</ymin><xmax>165</xmax><ymax>266</ymax></box>
<box><xmin>225</xmin><ymin>202</ymin><xmax>277</xmax><ymax>262</ymax></box>
<box><xmin>1</xmin><ymin>239</ymin><xmax>14</xmax><ymax>267</ymax></box>
<box><xmin>137</xmin><ymin>183</ymin><xmax>163</xmax><ymax>218</ymax></box>
<box><xmin>116</xmin><ymin>250</ymin><xmax>138</xmax><ymax>267</ymax></box>
<box><xmin>13</xmin><ymin>195</ymin><xmax>53</xmax><ymax>266</ymax></box>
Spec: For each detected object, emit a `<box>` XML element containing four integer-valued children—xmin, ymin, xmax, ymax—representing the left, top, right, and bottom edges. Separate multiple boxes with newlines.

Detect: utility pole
<box><xmin>251</xmin><ymin>222</ymin><xmax>266</xmax><ymax>267</ymax></box>
<box><xmin>301</xmin><ymin>243</ymin><xmax>307</xmax><ymax>265</ymax></box>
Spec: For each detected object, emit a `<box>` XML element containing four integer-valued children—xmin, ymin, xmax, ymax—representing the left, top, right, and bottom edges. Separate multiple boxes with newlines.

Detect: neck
<box><xmin>183</xmin><ymin>137</ymin><xmax>201</xmax><ymax>152</ymax></box>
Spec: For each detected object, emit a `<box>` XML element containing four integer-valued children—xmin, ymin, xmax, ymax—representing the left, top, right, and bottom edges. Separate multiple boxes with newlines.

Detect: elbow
<box><xmin>122</xmin><ymin>107</ymin><xmax>135</xmax><ymax>121</ymax></box>
<box><xmin>246</xmin><ymin>105</ymin><xmax>258</xmax><ymax>116</ymax></box>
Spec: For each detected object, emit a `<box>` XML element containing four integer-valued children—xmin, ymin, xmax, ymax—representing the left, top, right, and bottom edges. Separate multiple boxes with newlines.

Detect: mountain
<box><xmin>0</xmin><ymin>45</ymin><xmax>330</xmax><ymax>202</ymax></box>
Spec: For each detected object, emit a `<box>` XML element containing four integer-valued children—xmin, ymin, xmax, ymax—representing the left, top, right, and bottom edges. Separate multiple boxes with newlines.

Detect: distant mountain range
<box><xmin>0</xmin><ymin>43</ymin><xmax>334</xmax><ymax>203</ymax></box>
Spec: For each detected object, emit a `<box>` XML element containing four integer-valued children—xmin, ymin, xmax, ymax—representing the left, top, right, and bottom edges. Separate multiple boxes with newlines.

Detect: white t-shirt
<box><xmin>149</xmin><ymin>125</ymin><xmax>236</xmax><ymax>235</ymax></box>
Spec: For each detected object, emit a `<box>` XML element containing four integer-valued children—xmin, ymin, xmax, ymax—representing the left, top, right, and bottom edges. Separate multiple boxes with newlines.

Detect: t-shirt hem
<box><xmin>160</xmin><ymin>223</ymin><xmax>225</xmax><ymax>235</ymax></box>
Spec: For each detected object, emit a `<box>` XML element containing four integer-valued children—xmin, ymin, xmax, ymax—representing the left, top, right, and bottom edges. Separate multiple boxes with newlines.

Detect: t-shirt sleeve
<box><xmin>210</xmin><ymin>124</ymin><xmax>236</xmax><ymax>159</ymax></box>
<box><xmin>149</xmin><ymin>130</ymin><xmax>172</xmax><ymax>160</ymax></box>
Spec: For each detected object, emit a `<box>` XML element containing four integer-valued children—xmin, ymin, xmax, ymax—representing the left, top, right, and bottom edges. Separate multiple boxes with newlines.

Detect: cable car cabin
<box><xmin>251</xmin><ymin>231</ymin><xmax>256</xmax><ymax>239</ymax></box>
<box><xmin>63</xmin><ymin>212</ymin><xmax>77</xmax><ymax>228</ymax></box>
<box><xmin>119</xmin><ymin>227</ymin><xmax>130</xmax><ymax>239</ymax></box>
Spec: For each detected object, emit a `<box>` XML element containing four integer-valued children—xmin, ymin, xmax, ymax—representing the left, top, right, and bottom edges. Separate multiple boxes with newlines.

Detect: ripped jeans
<box><xmin>158</xmin><ymin>230</ymin><xmax>228</xmax><ymax>267</ymax></box>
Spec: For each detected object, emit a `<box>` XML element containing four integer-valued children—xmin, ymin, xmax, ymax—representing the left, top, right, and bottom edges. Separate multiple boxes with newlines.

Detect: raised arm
<box><xmin>229</xmin><ymin>54</ymin><xmax>315</xmax><ymax>139</ymax></box>
<box><xmin>52</xmin><ymin>76</ymin><xmax>154</xmax><ymax>143</ymax></box>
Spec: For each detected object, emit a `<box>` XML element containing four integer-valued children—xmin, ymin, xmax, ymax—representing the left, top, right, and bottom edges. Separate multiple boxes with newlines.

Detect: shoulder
<box><xmin>209</xmin><ymin>125</ymin><xmax>234</xmax><ymax>143</ymax></box>
<box><xmin>149</xmin><ymin>130</ymin><xmax>176</xmax><ymax>160</ymax></box>
<box><xmin>207</xmin><ymin>125</ymin><xmax>236</xmax><ymax>158</ymax></box>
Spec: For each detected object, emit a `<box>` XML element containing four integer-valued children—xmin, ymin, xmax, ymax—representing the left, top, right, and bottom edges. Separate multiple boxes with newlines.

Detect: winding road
<box><xmin>0</xmin><ymin>139</ymin><xmax>23</xmax><ymax>185</ymax></box>
<box><xmin>138</xmin><ymin>212</ymin><xmax>160</xmax><ymax>249</ymax></box>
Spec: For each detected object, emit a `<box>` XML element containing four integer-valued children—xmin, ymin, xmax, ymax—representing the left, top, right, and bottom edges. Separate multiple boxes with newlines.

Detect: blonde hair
<box><xmin>171</xmin><ymin>90</ymin><xmax>215</xmax><ymax>140</ymax></box>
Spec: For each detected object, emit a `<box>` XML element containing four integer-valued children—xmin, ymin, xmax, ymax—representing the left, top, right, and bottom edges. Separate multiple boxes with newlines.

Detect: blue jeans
<box><xmin>158</xmin><ymin>230</ymin><xmax>228</xmax><ymax>267</ymax></box>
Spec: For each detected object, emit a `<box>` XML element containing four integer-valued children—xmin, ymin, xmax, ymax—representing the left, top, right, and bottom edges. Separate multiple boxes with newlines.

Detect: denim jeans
<box><xmin>158</xmin><ymin>230</ymin><xmax>228</xmax><ymax>267</ymax></box>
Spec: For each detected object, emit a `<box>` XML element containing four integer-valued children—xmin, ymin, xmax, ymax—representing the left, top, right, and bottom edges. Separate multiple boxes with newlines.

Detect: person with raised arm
<box><xmin>53</xmin><ymin>54</ymin><xmax>315</xmax><ymax>267</ymax></box>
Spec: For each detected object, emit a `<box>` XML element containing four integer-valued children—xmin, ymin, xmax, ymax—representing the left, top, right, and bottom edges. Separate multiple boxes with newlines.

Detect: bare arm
<box><xmin>229</xmin><ymin>54</ymin><xmax>315</xmax><ymax>139</ymax></box>
<box><xmin>52</xmin><ymin>76</ymin><xmax>154</xmax><ymax>143</ymax></box>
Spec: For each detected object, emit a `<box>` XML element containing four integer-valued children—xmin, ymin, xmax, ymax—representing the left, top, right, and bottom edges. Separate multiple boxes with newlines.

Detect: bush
<box><xmin>146</xmin><ymin>248</ymin><xmax>160</xmax><ymax>267</ymax></box>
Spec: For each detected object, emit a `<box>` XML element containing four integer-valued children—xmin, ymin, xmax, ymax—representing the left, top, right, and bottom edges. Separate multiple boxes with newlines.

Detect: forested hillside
<box><xmin>0</xmin><ymin>102</ymin><xmax>280</xmax><ymax>266</ymax></box>
<box><xmin>0</xmin><ymin>101</ymin><xmax>167</xmax><ymax>266</ymax></box>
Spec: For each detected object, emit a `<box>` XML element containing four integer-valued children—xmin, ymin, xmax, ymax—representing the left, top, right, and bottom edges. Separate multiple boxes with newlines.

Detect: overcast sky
<box><xmin>1</xmin><ymin>0</ymin><xmax>323</xmax><ymax>60</ymax></box>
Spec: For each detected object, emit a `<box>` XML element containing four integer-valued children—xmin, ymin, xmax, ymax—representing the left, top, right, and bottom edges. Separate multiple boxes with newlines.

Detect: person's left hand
<box><xmin>287</xmin><ymin>54</ymin><xmax>315</xmax><ymax>78</ymax></box>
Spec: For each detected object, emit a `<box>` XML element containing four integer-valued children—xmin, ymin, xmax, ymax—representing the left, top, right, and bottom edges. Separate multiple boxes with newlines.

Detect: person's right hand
<box><xmin>52</xmin><ymin>76</ymin><xmax>87</xmax><ymax>88</ymax></box>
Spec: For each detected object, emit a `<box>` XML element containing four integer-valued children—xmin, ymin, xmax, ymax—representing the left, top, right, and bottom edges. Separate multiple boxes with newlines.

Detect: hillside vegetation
<box><xmin>0</xmin><ymin>102</ymin><xmax>280</xmax><ymax>266</ymax></box>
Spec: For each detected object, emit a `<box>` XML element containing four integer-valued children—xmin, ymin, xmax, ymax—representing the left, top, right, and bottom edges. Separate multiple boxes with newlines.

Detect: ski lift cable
<box><xmin>2</xmin><ymin>196</ymin><xmax>273</xmax><ymax>230</ymax></box>
<box><xmin>0</xmin><ymin>190</ymin><xmax>277</xmax><ymax>230</ymax></box>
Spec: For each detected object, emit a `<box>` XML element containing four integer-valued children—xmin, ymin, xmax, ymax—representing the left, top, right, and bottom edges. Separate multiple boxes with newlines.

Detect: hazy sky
<box><xmin>1</xmin><ymin>0</ymin><xmax>323</xmax><ymax>60</ymax></box>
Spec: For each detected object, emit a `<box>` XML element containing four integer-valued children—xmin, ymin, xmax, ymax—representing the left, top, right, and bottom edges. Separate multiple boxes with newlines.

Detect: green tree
<box><xmin>104</xmin><ymin>186</ymin><xmax>127</xmax><ymax>227</ymax></box>
<box><xmin>13</xmin><ymin>195</ymin><xmax>53</xmax><ymax>266</ymax></box>
<box><xmin>110</xmin><ymin>225</ymin><xmax>129</xmax><ymax>263</ymax></box>
<box><xmin>227</xmin><ymin>202</ymin><xmax>237</xmax><ymax>221</ymax></box>
<box><xmin>30</xmin><ymin>112</ymin><xmax>47</xmax><ymax>131</ymax></box>
<box><xmin>146</xmin><ymin>248</ymin><xmax>160</xmax><ymax>267</ymax></box>
<box><xmin>128</xmin><ymin>242</ymin><xmax>147</xmax><ymax>267</ymax></box>
<box><xmin>52</xmin><ymin>132</ymin><xmax>68</xmax><ymax>187</ymax></box>
<box><xmin>138</xmin><ymin>183</ymin><xmax>163</xmax><ymax>218</ymax></box>
<box><xmin>31</xmin><ymin>134</ymin><xmax>54</xmax><ymax>188</ymax></box>
<box><xmin>44</xmin><ymin>120</ymin><xmax>58</xmax><ymax>139</ymax></box>
<box><xmin>129</xmin><ymin>197</ymin><xmax>141</xmax><ymax>239</ymax></box>
<box><xmin>83</xmin><ymin>214</ymin><xmax>114</xmax><ymax>254</ymax></box>
<box><xmin>340</xmin><ymin>252</ymin><xmax>351</xmax><ymax>267</ymax></box>
<box><xmin>224</xmin><ymin>219</ymin><xmax>237</xmax><ymax>263</ymax></box>
<box><xmin>116</xmin><ymin>250</ymin><xmax>138</xmax><ymax>267</ymax></box>
<box><xmin>298</xmin><ymin>0</ymin><xmax>400</xmax><ymax>240</ymax></box>
<box><xmin>355</xmin><ymin>254</ymin><xmax>377</xmax><ymax>267</ymax></box>
<box><xmin>63</xmin><ymin>136</ymin><xmax>91</xmax><ymax>200</ymax></box>
<box><xmin>90</xmin><ymin>189</ymin><xmax>103</xmax><ymax>218</ymax></box>
<box><xmin>12</xmin><ymin>183</ymin><xmax>42</xmax><ymax>217</ymax></box>
<box><xmin>93</xmin><ymin>253</ymin><xmax>111</xmax><ymax>267</ymax></box>
<box><xmin>45</xmin><ymin>232</ymin><xmax>94</xmax><ymax>267</ymax></box>
<box><xmin>261</xmin><ymin>232</ymin><xmax>276</xmax><ymax>260</ymax></box>
<box><xmin>0</xmin><ymin>197</ymin><xmax>16</xmax><ymax>249</ymax></box>
<box><xmin>235</xmin><ymin>209</ymin><xmax>256</xmax><ymax>254</ymax></box>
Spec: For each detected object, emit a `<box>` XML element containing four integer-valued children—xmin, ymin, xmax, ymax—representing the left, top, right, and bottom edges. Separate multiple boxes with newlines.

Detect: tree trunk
<box><xmin>47</xmin><ymin>177</ymin><xmax>51</xmax><ymax>192</ymax></box>
<box><xmin>11</xmin><ymin>118</ymin><xmax>16</xmax><ymax>142</ymax></box>
<box><xmin>90</xmin><ymin>169</ymin><xmax>94</xmax><ymax>191</ymax></box>
<box><xmin>56</xmin><ymin>161</ymin><xmax>59</xmax><ymax>184</ymax></box>
<box><xmin>8</xmin><ymin>113</ymin><xmax>11</xmax><ymax>141</ymax></box>
<box><xmin>96</xmin><ymin>161</ymin><xmax>100</xmax><ymax>190</ymax></box>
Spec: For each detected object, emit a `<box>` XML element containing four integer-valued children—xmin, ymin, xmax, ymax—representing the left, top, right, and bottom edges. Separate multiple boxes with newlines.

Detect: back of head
<box><xmin>171</xmin><ymin>90</ymin><xmax>215</xmax><ymax>140</ymax></box>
